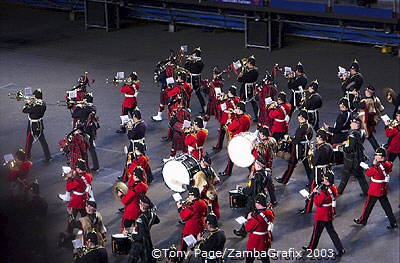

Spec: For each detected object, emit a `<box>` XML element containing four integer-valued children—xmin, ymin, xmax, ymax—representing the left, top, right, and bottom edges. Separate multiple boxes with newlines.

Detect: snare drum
<box><xmin>163</xmin><ymin>153</ymin><xmax>201</xmax><ymax>192</ymax></box>
<box><xmin>332</xmin><ymin>147</ymin><xmax>344</xmax><ymax>165</ymax></box>
<box><xmin>229</xmin><ymin>190</ymin><xmax>247</xmax><ymax>208</ymax></box>
<box><xmin>111</xmin><ymin>233</ymin><xmax>131</xmax><ymax>255</ymax></box>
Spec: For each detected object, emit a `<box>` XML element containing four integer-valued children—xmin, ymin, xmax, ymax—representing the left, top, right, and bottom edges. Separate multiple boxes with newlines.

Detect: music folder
<box><xmin>299</xmin><ymin>189</ymin><xmax>310</xmax><ymax>199</ymax></box>
<box><xmin>116</xmin><ymin>72</ymin><xmax>124</xmax><ymax>79</ymax></box>
<box><xmin>381</xmin><ymin>114</ymin><xmax>390</xmax><ymax>123</ymax></box>
<box><xmin>3</xmin><ymin>154</ymin><xmax>14</xmax><ymax>163</ymax></box>
<box><xmin>172</xmin><ymin>193</ymin><xmax>182</xmax><ymax>202</ymax></box>
<box><xmin>235</xmin><ymin>216</ymin><xmax>247</xmax><ymax>225</ymax></box>
<box><xmin>183</xmin><ymin>235</ymin><xmax>197</xmax><ymax>247</ymax></box>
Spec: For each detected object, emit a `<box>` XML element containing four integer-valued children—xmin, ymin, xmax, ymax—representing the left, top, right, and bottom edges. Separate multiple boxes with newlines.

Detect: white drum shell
<box><xmin>228</xmin><ymin>132</ymin><xmax>257</xmax><ymax>168</ymax></box>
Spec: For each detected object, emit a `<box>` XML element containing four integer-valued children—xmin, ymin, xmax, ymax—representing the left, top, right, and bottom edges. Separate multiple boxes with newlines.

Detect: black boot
<box><xmin>233</xmin><ymin>225</ymin><xmax>247</xmax><ymax>238</ymax></box>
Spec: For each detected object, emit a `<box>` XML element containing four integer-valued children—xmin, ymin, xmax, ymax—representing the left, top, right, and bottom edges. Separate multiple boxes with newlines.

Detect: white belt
<box><xmin>28</xmin><ymin>117</ymin><xmax>42</xmax><ymax>122</ymax></box>
<box><xmin>307</xmin><ymin>110</ymin><xmax>317</xmax><ymax>113</ymax></box>
<box><xmin>294</xmin><ymin>90</ymin><xmax>303</xmax><ymax>93</ymax></box>
<box><xmin>341</xmin><ymin>130</ymin><xmax>349</xmax><ymax>133</ymax></box>
<box><xmin>275</xmin><ymin>119</ymin><xmax>285</xmax><ymax>123</ymax></box>
<box><xmin>252</xmin><ymin>231</ymin><xmax>267</xmax><ymax>235</ymax></box>
<box><xmin>125</xmin><ymin>94</ymin><xmax>135</xmax><ymax>98</ymax></box>
<box><xmin>322</xmin><ymin>203</ymin><xmax>332</xmax><ymax>207</ymax></box>
<box><xmin>245</xmin><ymin>83</ymin><xmax>255</xmax><ymax>88</ymax></box>
<box><xmin>299</xmin><ymin>141</ymin><xmax>309</xmax><ymax>144</ymax></box>
<box><xmin>73</xmin><ymin>191</ymin><xmax>85</xmax><ymax>196</ymax></box>
<box><xmin>190</xmin><ymin>73</ymin><xmax>201</xmax><ymax>77</ymax></box>
<box><xmin>316</xmin><ymin>165</ymin><xmax>329</xmax><ymax>169</ymax></box>
<box><xmin>371</xmin><ymin>178</ymin><xmax>387</xmax><ymax>183</ymax></box>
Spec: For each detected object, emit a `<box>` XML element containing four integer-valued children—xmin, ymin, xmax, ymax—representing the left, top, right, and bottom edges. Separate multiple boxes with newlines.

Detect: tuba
<box><xmin>112</xmin><ymin>182</ymin><xmax>128</xmax><ymax>201</ymax></box>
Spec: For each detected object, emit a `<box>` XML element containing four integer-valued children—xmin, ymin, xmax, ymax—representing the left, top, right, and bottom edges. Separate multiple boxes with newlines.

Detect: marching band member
<box><xmin>168</xmin><ymin>72</ymin><xmax>193</xmax><ymax>109</ymax></box>
<box><xmin>393</xmin><ymin>91</ymin><xmax>400</xmax><ymax>118</ymax></box>
<box><xmin>384</xmin><ymin>111</ymin><xmax>400</xmax><ymax>163</ymax></box>
<box><xmin>184</xmin><ymin>47</ymin><xmax>205</xmax><ymax>114</ymax></box>
<box><xmin>354</xmin><ymin>147</ymin><xmax>397</xmax><ymax>229</ymax></box>
<box><xmin>234</xmin><ymin>156</ymin><xmax>273</xmax><ymax>237</ymax></box>
<box><xmin>176</xmin><ymin>186</ymin><xmax>208</xmax><ymax>251</ymax></box>
<box><xmin>253</xmin><ymin>126</ymin><xmax>276</xmax><ymax>170</ymax></box>
<box><xmin>70</xmin><ymin>201</ymin><xmax>107</xmax><ymax>247</ymax></box>
<box><xmin>126</xmin><ymin>143</ymin><xmax>152</xmax><ymax>184</ymax></box>
<box><xmin>66</xmin><ymin>73</ymin><xmax>90</xmax><ymax>112</ymax></box>
<box><xmin>165</xmin><ymin>102</ymin><xmax>191</xmax><ymax>160</ymax></box>
<box><xmin>276</xmin><ymin>110</ymin><xmax>313</xmax><ymax>185</ymax></box>
<box><xmin>152</xmin><ymin>63</ymin><xmax>175</xmax><ymax>121</ymax></box>
<box><xmin>299</xmin><ymin>129</ymin><xmax>334</xmax><ymax>214</ymax></box>
<box><xmin>127</xmin><ymin>196</ymin><xmax>160</xmax><ymax>263</ymax></box>
<box><xmin>73</xmin><ymin>232</ymin><xmax>108</xmax><ymax>263</ymax></box>
<box><xmin>268</xmin><ymin>92</ymin><xmax>291</xmax><ymax>142</ymax></box>
<box><xmin>71</xmin><ymin>93</ymin><xmax>100</xmax><ymax>171</ymax></box>
<box><xmin>358</xmin><ymin>84</ymin><xmax>384</xmax><ymax>150</ymax></box>
<box><xmin>340</xmin><ymin>59</ymin><xmax>363</xmax><ymax>111</ymax></box>
<box><xmin>7</xmin><ymin>149</ymin><xmax>32</xmax><ymax>196</ymax></box>
<box><xmin>244</xmin><ymin>193</ymin><xmax>275</xmax><ymax>263</ymax></box>
<box><xmin>66</xmin><ymin>127</ymin><xmax>90</xmax><ymax>170</ymax></box>
<box><xmin>287</xmin><ymin>62</ymin><xmax>307</xmax><ymax>115</ymax></box>
<box><xmin>127</xmin><ymin>109</ymin><xmax>147</xmax><ymax>152</ymax></box>
<box><xmin>160</xmin><ymin>78</ymin><xmax>179</xmax><ymax>141</ymax></box>
<box><xmin>302</xmin><ymin>80</ymin><xmax>322</xmax><ymax>132</ymax></box>
<box><xmin>117</xmin><ymin>167</ymin><xmax>149</xmax><ymax>232</ymax></box>
<box><xmin>23</xmin><ymin>88</ymin><xmax>51</xmax><ymax>161</ymax></box>
<box><xmin>184</xmin><ymin>124</ymin><xmax>199</xmax><ymax>159</ymax></box>
<box><xmin>237</xmin><ymin>56</ymin><xmax>259</xmax><ymax>122</ymax></box>
<box><xmin>116</xmin><ymin>72</ymin><xmax>140</xmax><ymax>133</ymax></box>
<box><xmin>323</xmin><ymin>98</ymin><xmax>352</xmax><ymax>148</ymax></box>
<box><xmin>204</xmin><ymin>67</ymin><xmax>224</xmax><ymax>123</ymax></box>
<box><xmin>303</xmin><ymin>173</ymin><xmax>345</xmax><ymax>257</ymax></box>
<box><xmin>338</xmin><ymin>118</ymin><xmax>369</xmax><ymax>196</ymax></box>
<box><xmin>219</xmin><ymin>102</ymin><xmax>251</xmax><ymax>177</ymax></box>
<box><xmin>213</xmin><ymin>86</ymin><xmax>240</xmax><ymax>152</ymax></box>
<box><xmin>195</xmin><ymin>213</ymin><xmax>226</xmax><ymax>263</ymax></box>
<box><xmin>257</xmin><ymin>73</ymin><xmax>278</xmax><ymax>127</ymax></box>
<box><xmin>193</xmin><ymin>116</ymin><xmax>208</xmax><ymax>161</ymax></box>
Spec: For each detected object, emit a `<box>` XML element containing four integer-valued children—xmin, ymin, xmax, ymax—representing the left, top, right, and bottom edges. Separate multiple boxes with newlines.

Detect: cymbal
<box><xmin>383</xmin><ymin>88</ymin><xmax>397</xmax><ymax>103</ymax></box>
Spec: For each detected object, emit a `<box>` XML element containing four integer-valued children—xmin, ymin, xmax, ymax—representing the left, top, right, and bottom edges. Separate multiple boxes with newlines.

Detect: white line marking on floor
<box><xmin>96</xmin><ymin>146</ymin><xmax>124</xmax><ymax>154</ymax></box>
<box><xmin>0</xmin><ymin>83</ymin><xmax>15</xmax><ymax>89</ymax></box>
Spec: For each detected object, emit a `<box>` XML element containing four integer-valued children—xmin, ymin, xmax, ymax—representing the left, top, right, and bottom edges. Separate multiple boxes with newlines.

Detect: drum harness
<box><xmin>244</xmin><ymin>83</ymin><xmax>256</xmax><ymax>103</ymax></box>
<box><xmin>28</xmin><ymin>116</ymin><xmax>43</xmax><ymax>142</ymax></box>
<box><xmin>371</xmin><ymin>164</ymin><xmax>390</xmax><ymax>183</ymax></box>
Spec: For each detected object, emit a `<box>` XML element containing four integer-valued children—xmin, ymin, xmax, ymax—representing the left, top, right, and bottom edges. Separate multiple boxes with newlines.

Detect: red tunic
<box><xmin>268</xmin><ymin>104</ymin><xmax>290</xmax><ymax>134</ymax></box>
<box><xmin>126</xmin><ymin>155</ymin><xmax>150</xmax><ymax>184</ymax></box>
<box><xmin>185</xmin><ymin>133</ymin><xmax>199</xmax><ymax>160</ymax></box>
<box><xmin>179</xmin><ymin>199</ymin><xmax>208</xmax><ymax>237</ymax></box>
<box><xmin>172</xmin><ymin>107</ymin><xmax>191</xmax><ymax>152</ymax></box>
<box><xmin>68</xmin><ymin>133</ymin><xmax>89</xmax><ymax>169</ymax></box>
<box><xmin>385</xmin><ymin>126</ymin><xmax>400</xmax><ymax>154</ymax></box>
<box><xmin>258</xmin><ymin>84</ymin><xmax>277</xmax><ymax>126</ymax></box>
<box><xmin>228</xmin><ymin>113</ymin><xmax>251</xmax><ymax>137</ymax></box>
<box><xmin>8</xmin><ymin>161</ymin><xmax>32</xmax><ymax>182</ymax></box>
<box><xmin>314</xmin><ymin>185</ymin><xmax>337</xmax><ymax>222</ymax></box>
<box><xmin>245</xmin><ymin>209</ymin><xmax>275</xmax><ymax>251</ymax></box>
<box><xmin>121</xmin><ymin>182</ymin><xmax>148</xmax><ymax>220</ymax></box>
<box><xmin>252</xmin><ymin>141</ymin><xmax>274</xmax><ymax>169</ymax></box>
<box><xmin>218</xmin><ymin>97</ymin><xmax>240</xmax><ymax>125</ymax></box>
<box><xmin>196</xmin><ymin>128</ymin><xmax>208</xmax><ymax>160</ymax></box>
<box><xmin>366</xmin><ymin>161</ymin><xmax>393</xmax><ymax>197</ymax></box>
<box><xmin>120</xmin><ymin>82</ymin><xmax>140</xmax><ymax>109</ymax></box>
<box><xmin>66</xmin><ymin>177</ymin><xmax>87</xmax><ymax>209</ymax></box>
<box><xmin>206</xmin><ymin>79</ymin><xmax>223</xmax><ymax>119</ymax></box>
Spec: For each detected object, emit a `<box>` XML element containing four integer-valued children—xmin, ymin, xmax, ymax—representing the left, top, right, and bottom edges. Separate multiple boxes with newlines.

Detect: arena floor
<box><xmin>0</xmin><ymin>4</ymin><xmax>399</xmax><ymax>263</ymax></box>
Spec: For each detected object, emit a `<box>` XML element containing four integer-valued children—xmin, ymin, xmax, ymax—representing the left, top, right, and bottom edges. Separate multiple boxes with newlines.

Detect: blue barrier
<box><xmin>333</xmin><ymin>5</ymin><xmax>393</xmax><ymax>19</ymax></box>
<box><xmin>270</xmin><ymin>0</ymin><xmax>326</xmax><ymax>12</ymax></box>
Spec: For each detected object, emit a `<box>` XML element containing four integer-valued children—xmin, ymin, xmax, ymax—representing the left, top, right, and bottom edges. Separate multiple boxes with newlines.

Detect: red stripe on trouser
<box><xmin>224</xmin><ymin>156</ymin><xmax>233</xmax><ymax>175</ymax></box>
<box><xmin>25</xmin><ymin>130</ymin><xmax>33</xmax><ymax>159</ymax></box>
<box><xmin>359</xmin><ymin>195</ymin><xmax>371</xmax><ymax>222</ymax></box>
<box><xmin>308</xmin><ymin>221</ymin><xmax>319</xmax><ymax>249</ymax></box>
<box><xmin>158</xmin><ymin>105</ymin><xmax>164</xmax><ymax>112</ymax></box>
<box><xmin>305</xmin><ymin>180</ymin><xmax>316</xmax><ymax>213</ymax></box>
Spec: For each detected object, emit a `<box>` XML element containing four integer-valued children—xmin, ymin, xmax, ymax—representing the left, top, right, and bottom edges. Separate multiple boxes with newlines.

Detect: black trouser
<box><xmin>367</xmin><ymin>134</ymin><xmax>379</xmax><ymax>150</ymax></box>
<box><xmin>388</xmin><ymin>152</ymin><xmax>400</xmax><ymax>162</ymax></box>
<box><xmin>272</xmin><ymin>132</ymin><xmax>285</xmax><ymax>142</ymax></box>
<box><xmin>88</xmin><ymin>137</ymin><xmax>99</xmax><ymax>170</ymax></box>
<box><xmin>214</xmin><ymin>124</ymin><xmax>226</xmax><ymax>149</ymax></box>
<box><xmin>192</xmin><ymin>75</ymin><xmax>206</xmax><ymax>110</ymax></box>
<box><xmin>67</xmin><ymin>209</ymin><xmax>86</xmax><ymax>233</ymax></box>
<box><xmin>246</xmin><ymin>100</ymin><xmax>259</xmax><ymax>120</ymax></box>
<box><xmin>307</xmin><ymin>220</ymin><xmax>344</xmax><ymax>251</ymax></box>
<box><xmin>25</xmin><ymin>128</ymin><xmax>51</xmax><ymax>160</ymax></box>
<box><xmin>280</xmin><ymin>146</ymin><xmax>312</xmax><ymax>184</ymax></box>
<box><xmin>224</xmin><ymin>156</ymin><xmax>234</xmax><ymax>175</ymax></box>
<box><xmin>265</xmin><ymin>175</ymin><xmax>277</xmax><ymax>204</ymax></box>
<box><xmin>246</xmin><ymin>255</ymin><xmax>270</xmax><ymax>263</ymax></box>
<box><xmin>308</xmin><ymin>112</ymin><xmax>319</xmax><ymax>132</ymax></box>
<box><xmin>338</xmin><ymin>165</ymin><xmax>369</xmax><ymax>195</ymax></box>
<box><xmin>358</xmin><ymin>195</ymin><xmax>397</xmax><ymax>226</ymax></box>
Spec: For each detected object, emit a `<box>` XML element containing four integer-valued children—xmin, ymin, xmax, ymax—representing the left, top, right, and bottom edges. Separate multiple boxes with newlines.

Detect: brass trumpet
<box><xmin>56</xmin><ymin>100</ymin><xmax>93</xmax><ymax>107</ymax></box>
<box><xmin>387</xmin><ymin>119</ymin><xmax>399</xmax><ymax>128</ymax></box>
<box><xmin>9</xmin><ymin>91</ymin><xmax>43</xmax><ymax>106</ymax></box>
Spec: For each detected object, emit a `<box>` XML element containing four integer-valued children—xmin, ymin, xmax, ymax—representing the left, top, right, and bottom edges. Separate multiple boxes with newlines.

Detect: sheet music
<box><xmin>299</xmin><ymin>189</ymin><xmax>310</xmax><ymax>198</ymax></box>
<box><xmin>381</xmin><ymin>114</ymin><xmax>390</xmax><ymax>123</ymax></box>
<box><xmin>3</xmin><ymin>154</ymin><xmax>14</xmax><ymax>163</ymax></box>
<box><xmin>68</xmin><ymin>90</ymin><xmax>77</xmax><ymax>99</ymax></box>
<box><xmin>120</xmin><ymin>115</ymin><xmax>130</xmax><ymax>124</ymax></box>
<box><xmin>220</xmin><ymin>103</ymin><xmax>227</xmax><ymax>111</ymax></box>
<box><xmin>24</xmin><ymin>87</ymin><xmax>33</xmax><ymax>96</ymax></box>
<box><xmin>338</xmin><ymin>66</ymin><xmax>346</xmax><ymax>73</ymax></box>
<box><xmin>235</xmin><ymin>216</ymin><xmax>247</xmax><ymax>225</ymax></box>
<box><xmin>172</xmin><ymin>193</ymin><xmax>182</xmax><ymax>202</ymax></box>
<box><xmin>116</xmin><ymin>72</ymin><xmax>124</xmax><ymax>79</ymax></box>
<box><xmin>62</xmin><ymin>166</ymin><xmax>72</xmax><ymax>174</ymax></box>
<box><xmin>284</xmin><ymin>66</ymin><xmax>292</xmax><ymax>73</ymax></box>
<box><xmin>183</xmin><ymin>235</ymin><xmax>197</xmax><ymax>247</ymax></box>
<box><xmin>214</xmin><ymin>87</ymin><xmax>221</xmax><ymax>96</ymax></box>
<box><xmin>72</xmin><ymin>238</ymin><xmax>83</xmax><ymax>249</ymax></box>
<box><xmin>265</xmin><ymin>97</ymin><xmax>273</xmax><ymax>105</ymax></box>
<box><xmin>180</xmin><ymin>45</ymin><xmax>188</xmax><ymax>52</ymax></box>
<box><xmin>360</xmin><ymin>162</ymin><xmax>369</xmax><ymax>170</ymax></box>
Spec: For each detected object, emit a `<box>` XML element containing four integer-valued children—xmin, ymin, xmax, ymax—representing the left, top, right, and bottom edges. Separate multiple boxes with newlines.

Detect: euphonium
<box><xmin>388</xmin><ymin>119</ymin><xmax>399</xmax><ymax>128</ymax></box>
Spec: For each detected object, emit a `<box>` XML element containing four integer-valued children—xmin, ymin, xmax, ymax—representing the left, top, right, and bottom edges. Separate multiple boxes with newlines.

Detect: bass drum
<box><xmin>163</xmin><ymin>153</ymin><xmax>200</xmax><ymax>192</ymax></box>
<box><xmin>111</xmin><ymin>233</ymin><xmax>131</xmax><ymax>255</ymax></box>
<box><xmin>229</xmin><ymin>189</ymin><xmax>247</xmax><ymax>208</ymax></box>
<box><xmin>276</xmin><ymin>138</ymin><xmax>292</xmax><ymax>159</ymax></box>
<box><xmin>228</xmin><ymin>132</ymin><xmax>258</xmax><ymax>168</ymax></box>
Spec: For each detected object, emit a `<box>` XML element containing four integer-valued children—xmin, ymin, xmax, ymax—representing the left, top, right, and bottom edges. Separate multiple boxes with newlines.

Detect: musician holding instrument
<box><xmin>118</xmin><ymin>167</ymin><xmax>149</xmax><ymax>232</ymax></box>
<box><xmin>384</xmin><ymin>111</ymin><xmax>400</xmax><ymax>163</ymax></box>
<box><xmin>302</xmin><ymin>80</ymin><xmax>322</xmax><ymax>132</ymax></box>
<box><xmin>237</xmin><ymin>56</ymin><xmax>259</xmax><ymax>122</ymax></box>
<box><xmin>358</xmin><ymin>84</ymin><xmax>384</xmax><ymax>150</ymax></box>
<box><xmin>74</xmin><ymin>232</ymin><xmax>108</xmax><ymax>263</ymax></box>
<box><xmin>354</xmin><ymin>147</ymin><xmax>397</xmax><ymax>229</ymax></box>
<box><xmin>277</xmin><ymin>110</ymin><xmax>313</xmax><ymax>185</ymax></box>
<box><xmin>116</xmin><ymin>72</ymin><xmax>140</xmax><ymax>133</ymax></box>
<box><xmin>220</xmin><ymin>102</ymin><xmax>251</xmax><ymax>177</ymax></box>
<box><xmin>303</xmin><ymin>173</ymin><xmax>345</xmax><ymax>258</ymax></box>
<box><xmin>127</xmin><ymin>109</ymin><xmax>147</xmax><ymax>153</ymax></box>
<box><xmin>7</xmin><ymin>149</ymin><xmax>32</xmax><ymax>196</ymax></box>
<box><xmin>268</xmin><ymin>92</ymin><xmax>291</xmax><ymax>142</ymax></box>
<box><xmin>65</xmin><ymin>126</ymin><xmax>90</xmax><ymax>171</ymax></box>
<box><xmin>66</xmin><ymin>73</ymin><xmax>91</xmax><ymax>110</ymax></box>
<box><xmin>177</xmin><ymin>186</ymin><xmax>208</xmax><ymax>252</ymax></box>
<box><xmin>126</xmin><ymin>143</ymin><xmax>153</xmax><ymax>185</ymax></box>
<box><xmin>193</xmin><ymin>116</ymin><xmax>208</xmax><ymax>161</ymax></box>
<box><xmin>234</xmin><ymin>156</ymin><xmax>273</xmax><ymax>238</ymax></box>
<box><xmin>184</xmin><ymin>47</ymin><xmax>206</xmax><ymax>114</ymax></box>
<box><xmin>299</xmin><ymin>129</ymin><xmax>334</xmax><ymax>214</ymax></box>
<box><xmin>323</xmin><ymin>97</ymin><xmax>352</xmax><ymax>148</ymax></box>
<box><xmin>213</xmin><ymin>86</ymin><xmax>240</xmax><ymax>152</ymax></box>
<box><xmin>22</xmin><ymin>88</ymin><xmax>51</xmax><ymax>161</ymax></box>
<box><xmin>253</xmin><ymin>126</ymin><xmax>276</xmax><ymax>170</ymax></box>
<box><xmin>340</xmin><ymin>59</ymin><xmax>363</xmax><ymax>112</ymax></box>
<box><xmin>338</xmin><ymin>118</ymin><xmax>369</xmax><ymax>196</ymax></box>
<box><xmin>287</xmin><ymin>62</ymin><xmax>307</xmax><ymax>116</ymax></box>
<box><xmin>257</xmin><ymin>73</ymin><xmax>278</xmax><ymax>127</ymax></box>
<box><xmin>194</xmin><ymin>213</ymin><xmax>226</xmax><ymax>263</ymax></box>
<box><xmin>244</xmin><ymin>193</ymin><xmax>275</xmax><ymax>263</ymax></box>
<box><xmin>127</xmin><ymin>196</ymin><xmax>160</xmax><ymax>263</ymax></box>
<box><xmin>204</xmin><ymin>67</ymin><xmax>224</xmax><ymax>123</ymax></box>
<box><xmin>71</xmin><ymin>93</ymin><xmax>100</xmax><ymax>171</ymax></box>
